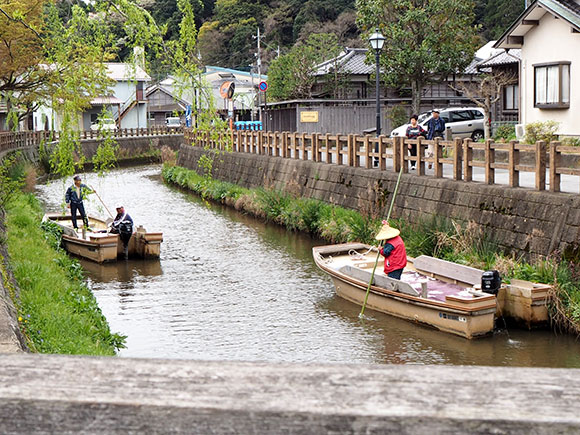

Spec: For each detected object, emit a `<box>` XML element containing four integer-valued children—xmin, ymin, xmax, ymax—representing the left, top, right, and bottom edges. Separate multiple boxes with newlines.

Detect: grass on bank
<box><xmin>163</xmin><ymin>164</ymin><xmax>580</xmax><ymax>334</ymax></box>
<box><xmin>3</xmin><ymin>191</ymin><xmax>125</xmax><ymax>354</ymax></box>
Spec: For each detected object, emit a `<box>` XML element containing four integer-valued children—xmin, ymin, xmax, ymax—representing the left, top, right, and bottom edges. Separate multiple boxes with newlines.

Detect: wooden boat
<box><xmin>313</xmin><ymin>243</ymin><xmax>498</xmax><ymax>339</ymax></box>
<box><xmin>43</xmin><ymin>213</ymin><xmax>163</xmax><ymax>263</ymax></box>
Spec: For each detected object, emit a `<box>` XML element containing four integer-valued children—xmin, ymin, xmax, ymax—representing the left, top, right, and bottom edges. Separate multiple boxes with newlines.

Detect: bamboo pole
<box><xmin>359</xmin><ymin>167</ymin><xmax>404</xmax><ymax>318</ymax></box>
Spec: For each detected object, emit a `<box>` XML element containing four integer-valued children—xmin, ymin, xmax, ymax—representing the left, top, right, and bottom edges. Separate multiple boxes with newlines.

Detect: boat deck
<box><xmin>317</xmin><ymin>244</ymin><xmax>485</xmax><ymax>304</ymax></box>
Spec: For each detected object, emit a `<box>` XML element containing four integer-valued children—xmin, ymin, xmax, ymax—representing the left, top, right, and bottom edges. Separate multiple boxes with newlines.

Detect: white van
<box><xmin>165</xmin><ymin>117</ymin><xmax>181</xmax><ymax>129</ymax></box>
<box><xmin>390</xmin><ymin>107</ymin><xmax>486</xmax><ymax>141</ymax></box>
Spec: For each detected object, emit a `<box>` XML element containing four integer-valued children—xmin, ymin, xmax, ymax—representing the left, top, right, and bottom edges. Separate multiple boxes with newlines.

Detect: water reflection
<box><xmin>35</xmin><ymin>166</ymin><xmax>580</xmax><ymax>367</ymax></box>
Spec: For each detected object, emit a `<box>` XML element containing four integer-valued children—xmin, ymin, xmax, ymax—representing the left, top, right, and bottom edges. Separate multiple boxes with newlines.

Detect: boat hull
<box><xmin>45</xmin><ymin>213</ymin><xmax>163</xmax><ymax>263</ymax></box>
<box><xmin>331</xmin><ymin>276</ymin><xmax>495</xmax><ymax>339</ymax></box>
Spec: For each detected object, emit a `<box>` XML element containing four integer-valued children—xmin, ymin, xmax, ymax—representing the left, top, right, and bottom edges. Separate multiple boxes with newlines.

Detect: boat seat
<box><xmin>339</xmin><ymin>265</ymin><xmax>420</xmax><ymax>297</ymax></box>
<box><xmin>413</xmin><ymin>255</ymin><xmax>483</xmax><ymax>286</ymax></box>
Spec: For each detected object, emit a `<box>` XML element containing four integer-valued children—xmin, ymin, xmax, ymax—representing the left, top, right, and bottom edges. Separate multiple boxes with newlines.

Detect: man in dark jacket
<box><xmin>426</xmin><ymin>109</ymin><xmax>446</xmax><ymax>140</ymax></box>
<box><xmin>65</xmin><ymin>175</ymin><xmax>94</xmax><ymax>230</ymax></box>
<box><xmin>109</xmin><ymin>204</ymin><xmax>134</xmax><ymax>259</ymax></box>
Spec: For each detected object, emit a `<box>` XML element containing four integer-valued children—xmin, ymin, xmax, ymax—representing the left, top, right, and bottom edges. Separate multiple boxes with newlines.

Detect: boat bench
<box><xmin>413</xmin><ymin>256</ymin><xmax>483</xmax><ymax>287</ymax></box>
<box><xmin>339</xmin><ymin>265</ymin><xmax>420</xmax><ymax>297</ymax></box>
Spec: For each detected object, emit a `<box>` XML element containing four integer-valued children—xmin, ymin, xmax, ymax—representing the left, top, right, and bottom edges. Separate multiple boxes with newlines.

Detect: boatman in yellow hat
<box><xmin>376</xmin><ymin>220</ymin><xmax>407</xmax><ymax>280</ymax></box>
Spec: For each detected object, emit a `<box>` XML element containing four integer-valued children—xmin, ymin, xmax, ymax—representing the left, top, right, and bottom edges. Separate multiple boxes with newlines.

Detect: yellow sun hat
<box><xmin>375</xmin><ymin>220</ymin><xmax>400</xmax><ymax>241</ymax></box>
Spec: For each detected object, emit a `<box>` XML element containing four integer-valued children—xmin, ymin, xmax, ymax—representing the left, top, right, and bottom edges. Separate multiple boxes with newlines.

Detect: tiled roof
<box><xmin>314</xmin><ymin>48</ymin><xmax>375</xmax><ymax>76</ymax></box>
<box><xmin>495</xmin><ymin>0</ymin><xmax>580</xmax><ymax>48</ymax></box>
<box><xmin>315</xmin><ymin>46</ymin><xmax>489</xmax><ymax>76</ymax></box>
<box><xmin>477</xmin><ymin>49</ymin><xmax>521</xmax><ymax>68</ymax></box>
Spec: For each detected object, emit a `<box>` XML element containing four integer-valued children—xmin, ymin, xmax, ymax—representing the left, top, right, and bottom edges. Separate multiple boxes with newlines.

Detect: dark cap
<box><xmin>73</xmin><ymin>175</ymin><xmax>81</xmax><ymax>181</ymax></box>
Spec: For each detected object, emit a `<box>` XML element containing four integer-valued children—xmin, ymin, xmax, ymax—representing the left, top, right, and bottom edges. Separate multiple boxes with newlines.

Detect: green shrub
<box><xmin>388</xmin><ymin>104</ymin><xmax>409</xmax><ymax>130</ymax></box>
<box><xmin>524</xmin><ymin>120</ymin><xmax>559</xmax><ymax>144</ymax></box>
<box><xmin>493</xmin><ymin>124</ymin><xmax>516</xmax><ymax>141</ymax></box>
<box><xmin>561</xmin><ymin>137</ymin><xmax>580</xmax><ymax>147</ymax></box>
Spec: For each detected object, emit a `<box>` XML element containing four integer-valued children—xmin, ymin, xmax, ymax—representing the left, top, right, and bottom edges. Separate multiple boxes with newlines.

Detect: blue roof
<box><xmin>204</xmin><ymin>66</ymin><xmax>267</xmax><ymax>81</ymax></box>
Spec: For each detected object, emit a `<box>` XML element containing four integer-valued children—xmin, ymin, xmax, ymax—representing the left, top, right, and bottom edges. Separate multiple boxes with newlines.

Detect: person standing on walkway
<box><xmin>405</xmin><ymin>114</ymin><xmax>427</xmax><ymax>170</ymax></box>
<box><xmin>426</xmin><ymin>109</ymin><xmax>446</xmax><ymax>169</ymax></box>
<box><xmin>65</xmin><ymin>175</ymin><xmax>94</xmax><ymax>230</ymax></box>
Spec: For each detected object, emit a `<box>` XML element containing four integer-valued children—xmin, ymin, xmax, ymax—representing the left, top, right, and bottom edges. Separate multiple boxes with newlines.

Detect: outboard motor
<box><xmin>481</xmin><ymin>270</ymin><xmax>501</xmax><ymax>295</ymax></box>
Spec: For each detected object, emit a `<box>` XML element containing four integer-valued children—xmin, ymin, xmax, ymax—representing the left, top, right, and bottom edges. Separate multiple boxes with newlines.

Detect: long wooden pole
<box><xmin>92</xmin><ymin>187</ymin><xmax>114</xmax><ymax>219</ymax></box>
<box><xmin>359</xmin><ymin>167</ymin><xmax>404</xmax><ymax>318</ymax></box>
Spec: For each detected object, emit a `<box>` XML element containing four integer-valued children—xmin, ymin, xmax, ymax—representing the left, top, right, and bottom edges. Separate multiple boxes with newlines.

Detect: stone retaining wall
<box><xmin>178</xmin><ymin>145</ymin><xmax>580</xmax><ymax>259</ymax></box>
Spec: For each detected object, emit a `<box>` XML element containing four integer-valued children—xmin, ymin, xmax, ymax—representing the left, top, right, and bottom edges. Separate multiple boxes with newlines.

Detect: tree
<box><xmin>448</xmin><ymin>70</ymin><xmax>517</xmax><ymax>139</ymax></box>
<box><xmin>356</xmin><ymin>0</ymin><xmax>481</xmax><ymax>115</ymax></box>
<box><xmin>267</xmin><ymin>33</ymin><xmax>341</xmax><ymax>101</ymax></box>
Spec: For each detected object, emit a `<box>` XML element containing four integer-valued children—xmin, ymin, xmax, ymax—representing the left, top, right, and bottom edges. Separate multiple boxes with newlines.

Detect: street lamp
<box><xmin>369</xmin><ymin>29</ymin><xmax>385</xmax><ymax>137</ymax></box>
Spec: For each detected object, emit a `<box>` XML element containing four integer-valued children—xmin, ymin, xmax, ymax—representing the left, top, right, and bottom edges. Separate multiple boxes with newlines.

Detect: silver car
<box><xmin>390</xmin><ymin>107</ymin><xmax>486</xmax><ymax>141</ymax></box>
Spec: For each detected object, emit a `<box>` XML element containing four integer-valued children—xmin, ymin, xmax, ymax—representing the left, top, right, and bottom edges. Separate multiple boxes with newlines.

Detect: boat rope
<box><xmin>348</xmin><ymin>246</ymin><xmax>376</xmax><ymax>260</ymax></box>
<box><xmin>315</xmin><ymin>251</ymin><xmax>333</xmax><ymax>264</ymax></box>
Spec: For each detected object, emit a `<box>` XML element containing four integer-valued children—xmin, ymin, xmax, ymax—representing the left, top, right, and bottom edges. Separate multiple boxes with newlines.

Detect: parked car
<box><xmin>90</xmin><ymin>118</ymin><xmax>117</xmax><ymax>132</ymax></box>
<box><xmin>165</xmin><ymin>117</ymin><xmax>182</xmax><ymax>129</ymax></box>
<box><xmin>390</xmin><ymin>107</ymin><xmax>486</xmax><ymax>141</ymax></box>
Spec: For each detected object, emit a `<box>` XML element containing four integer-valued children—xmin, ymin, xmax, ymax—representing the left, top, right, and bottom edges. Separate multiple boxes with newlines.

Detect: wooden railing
<box><xmin>0</xmin><ymin>127</ymin><xmax>183</xmax><ymax>156</ymax></box>
<box><xmin>185</xmin><ymin>129</ymin><xmax>580</xmax><ymax>193</ymax></box>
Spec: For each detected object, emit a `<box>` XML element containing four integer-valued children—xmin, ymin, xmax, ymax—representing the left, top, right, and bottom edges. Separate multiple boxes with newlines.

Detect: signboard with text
<box><xmin>300</xmin><ymin>111</ymin><xmax>319</xmax><ymax>123</ymax></box>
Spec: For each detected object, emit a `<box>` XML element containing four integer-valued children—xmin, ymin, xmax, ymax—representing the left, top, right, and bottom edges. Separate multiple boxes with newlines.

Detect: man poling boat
<box><xmin>65</xmin><ymin>175</ymin><xmax>95</xmax><ymax>231</ymax></box>
<box><xmin>376</xmin><ymin>221</ymin><xmax>407</xmax><ymax>280</ymax></box>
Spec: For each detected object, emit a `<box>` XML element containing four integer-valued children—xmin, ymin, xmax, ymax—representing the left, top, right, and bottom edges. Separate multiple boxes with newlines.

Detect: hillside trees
<box><xmin>268</xmin><ymin>33</ymin><xmax>341</xmax><ymax>101</ymax></box>
<box><xmin>357</xmin><ymin>0</ymin><xmax>481</xmax><ymax>115</ymax></box>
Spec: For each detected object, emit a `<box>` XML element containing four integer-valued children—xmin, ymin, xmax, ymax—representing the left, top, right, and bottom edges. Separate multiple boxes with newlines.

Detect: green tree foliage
<box><xmin>357</xmin><ymin>0</ymin><xmax>480</xmax><ymax>114</ymax></box>
<box><xmin>478</xmin><ymin>0</ymin><xmax>525</xmax><ymax>40</ymax></box>
<box><xmin>267</xmin><ymin>33</ymin><xmax>341</xmax><ymax>101</ymax></box>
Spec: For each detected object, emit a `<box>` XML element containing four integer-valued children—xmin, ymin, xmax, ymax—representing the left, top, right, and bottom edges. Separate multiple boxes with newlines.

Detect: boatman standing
<box><xmin>65</xmin><ymin>175</ymin><xmax>95</xmax><ymax>231</ymax></box>
<box><xmin>377</xmin><ymin>220</ymin><xmax>407</xmax><ymax>280</ymax></box>
<box><xmin>109</xmin><ymin>204</ymin><xmax>134</xmax><ymax>259</ymax></box>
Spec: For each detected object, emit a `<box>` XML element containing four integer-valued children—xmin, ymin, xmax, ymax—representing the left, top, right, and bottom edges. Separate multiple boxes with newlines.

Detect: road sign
<box><xmin>259</xmin><ymin>81</ymin><xmax>268</xmax><ymax>92</ymax></box>
<box><xmin>220</xmin><ymin>81</ymin><xmax>235</xmax><ymax>99</ymax></box>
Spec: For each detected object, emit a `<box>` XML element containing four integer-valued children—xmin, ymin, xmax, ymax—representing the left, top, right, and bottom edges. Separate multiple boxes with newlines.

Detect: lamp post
<box><xmin>369</xmin><ymin>29</ymin><xmax>385</xmax><ymax>167</ymax></box>
<box><xmin>369</xmin><ymin>29</ymin><xmax>385</xmax><ymax>137</ymax></box>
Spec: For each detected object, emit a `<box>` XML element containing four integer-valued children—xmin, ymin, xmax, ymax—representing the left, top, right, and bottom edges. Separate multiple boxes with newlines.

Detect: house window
<box><xmin>504</xmin><ymin>84</ymin><xmax>519</xmax><ymax>110</ymax></box>
<box><xmin>534</xmin><ymin>62</ymin><xmax>570</xmax><ymax>108</ymax></box>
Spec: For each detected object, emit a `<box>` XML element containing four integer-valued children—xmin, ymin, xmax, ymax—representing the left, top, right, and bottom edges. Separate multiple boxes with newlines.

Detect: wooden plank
<box><xmin>413</xmin><ymin>255</ymin><xmax>483</xmax><ymax>286</ymax></box>
<box><xmin>550</xmin><ymin>142</ymin><xmax>561</xmax><ymax>192</ymax></box>
<box><xmin>1</xmin><ymin>354</ymin><xmax>580</xmax><ymax>433</ymax></box>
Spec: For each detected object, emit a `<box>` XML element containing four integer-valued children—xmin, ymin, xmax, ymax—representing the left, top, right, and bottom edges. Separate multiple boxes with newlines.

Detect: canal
<box><xmin>37</xmin><ymin>166</ymin><xmax>580</xmax><ymax>367</ymax></box>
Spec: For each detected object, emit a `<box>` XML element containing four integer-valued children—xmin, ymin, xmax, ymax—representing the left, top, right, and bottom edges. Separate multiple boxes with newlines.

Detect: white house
<box><xmin>33</xmin><ymin>62</ymin><xmax>151</xmax><ymax>131</ymax></box>
<box><xmin>495</xmin><ymin>0</ymin><xmax>580</xmax><ymax>136</ymax></box>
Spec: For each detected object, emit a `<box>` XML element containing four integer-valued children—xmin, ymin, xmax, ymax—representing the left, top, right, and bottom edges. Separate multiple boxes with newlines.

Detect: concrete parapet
<box><xmin>0</xmin><ymin>354</ymin><xmax>579</xmax><ymax>433</ymax></box>
<box><xmin>177</xmin><ymin>145</ymin><xmax>580</xmax><ymax>259</ymax></box>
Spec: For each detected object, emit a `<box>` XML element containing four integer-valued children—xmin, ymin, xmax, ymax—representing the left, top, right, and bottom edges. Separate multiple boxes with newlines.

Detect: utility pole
<box><xmin>256</xmin><ymin>28</ymin><xmax>262</xmax><ymax>122</ymax></box>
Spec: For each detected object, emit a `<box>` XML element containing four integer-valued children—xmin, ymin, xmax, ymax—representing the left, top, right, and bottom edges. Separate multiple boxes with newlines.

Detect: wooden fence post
<box><xmin>392</xmin><ymin>137</ymin><xmax>400</xmax><ymax>172</ymax></box>
<box><xmin>378</xmin><ymin>136</ymin><xmax>386</xmax><ymax>171</ymax></box>
<box><xmin>416</xmin><ymin>138</ymin><xmax>424</xmax><ymax>175</ymax></box>
<box><xmin>484</xmin><ymin>139</ymin><xmax>494</xmax><ymax>185</ymax></box>
<box><xmin>399</xmin><ymin>137</ymin><xmax>407</xmax><ymax>174</ymax></box>
<box><xmin>336</xmin><ymin>136</ymin><xmax>343</xmax><ymax>165</ymax></box>
<box><xmin>508</xmin><ymin>140</ymin><xmax>520</xmax><ymax>187</ymax></box>
<box><xmin>347</xmin><ymin>134</ymin><xmax>354</xmax><ymax>167</ymax></box>
<box><xmin>301</xmin><ymin>133</ymin><xmax>307</xmax><ymax>160</ymax></box>
<box><xmin>434</xmin><ymin>138</ymin><xmax>443</xmax><ymax>178</ymax></box>
<box><xmin>311</xmin><ymin>133</ymin><xmax>318</xmax><ymax>162</ymax></box>
<box><xmin>363</xmin><ymin>136</ymin><xmax>371</xmax><ymax>168</ymax></box>
<box><xmin>463</xmin><ymin>139</ymin><xmax>472</xmax><ymax>182</ymax></box>
<box><xmin>549</xmin><ymin>141</ymin><xmax>561</xmax><ymax>192</ymax></box>
<box><xmin>453</xmin><ymin>138</ymin><xmax>462</xmax><ymax>181</ymax></box>
<box><xmin>281</xmin><ymin>132</ymin><xmax>288</xmax><ymax>158</ymax></box>
<box><xmin>257</xmin><ymin>131</ymin><xmax>263</xmax><ymax>155</ymax></box>
<box><xmin>536</xmin><ymin>140</ymin><xmax>546</xmax><ymax>191</ymax></box>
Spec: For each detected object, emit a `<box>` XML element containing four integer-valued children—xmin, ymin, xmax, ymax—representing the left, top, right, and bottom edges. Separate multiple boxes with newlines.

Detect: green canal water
<box><xmin>37</xmin><ymin>166</ymin><xmax>580</xmax><ymax>367</ymax></box>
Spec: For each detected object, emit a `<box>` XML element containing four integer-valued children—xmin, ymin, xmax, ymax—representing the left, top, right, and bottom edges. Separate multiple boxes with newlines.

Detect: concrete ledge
<box><xmin>0</xmin><ymin>354</ymin><xmax>579</xmax><ymax>433</ymax></box>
